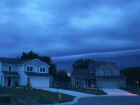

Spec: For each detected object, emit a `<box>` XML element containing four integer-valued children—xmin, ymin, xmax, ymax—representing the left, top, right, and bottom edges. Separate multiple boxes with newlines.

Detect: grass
<box><xmin>121</xmin><ymin>87</ymin><xmax>140</xmax><ymax>95</ymax></box>
<box><xmin>0</xmin><ymin>87</ymin><xmax>75</xmax><ymax>105</ymax></box>
<box><xmin>54</xmin><ymin>86</ymin><xmax>106</xmax><ymax>95</ymax></box>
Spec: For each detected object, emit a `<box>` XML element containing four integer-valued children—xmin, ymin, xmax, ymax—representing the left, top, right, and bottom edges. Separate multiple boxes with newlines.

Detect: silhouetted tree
<box><xmin>20</xmin><ymin>51</ymin><xmax>52</xmax><ymax>64</ymax></box>
<box><xmin>21</xmin><ymin>51</ymin><xmax>39</xmax><ymax>60</ymax></box>
<box><xmin>73</xmin><ymin>58</ymin><xmax>95</xmax><ymax>69</ymax></box>
<box><xmin>39</xmin><ymin>56</ymin><xmax>52</xmax><ymax>65</ymax></box>
<box><xmin>54</xmin><ymin>70</ymin><xmax>70</xmax><ymax>82</ymax></box>
<box><xmin>49</xmin><ymin>63</ymin><xmax>57</xmax><ymax>76</ymax></box>
<box><xmin>121</xmin><ymin>67</ymin><xmax>140</xmax><ymax>87</ymax></box>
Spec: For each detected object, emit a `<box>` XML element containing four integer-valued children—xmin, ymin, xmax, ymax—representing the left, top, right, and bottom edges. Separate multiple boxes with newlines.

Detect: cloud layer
<box><xmin>0</xmin><ymin>0</ymin><xmax>140</xmax><ymax>57</ymax></box>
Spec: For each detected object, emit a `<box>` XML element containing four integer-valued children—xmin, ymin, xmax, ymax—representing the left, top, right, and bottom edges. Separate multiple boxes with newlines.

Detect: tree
<box><xmin>121</xmin><ymin>67</ymin><xmax>140</xmax><ymax>87</ymax></box>
<box><xmin>21</xmin><ymin>51</ymin><xmax>39</xmax><ymax>60</ymax></box>
<box><xmin>49</xmin><ymin>63</ymin><xmax>57</xmax><ymax>76</ymax></box>
<box><xmin>54</xmin><ymin>70</ymin><xmax>70</xmax><ymax>82</ymax></box>
<box><xmin>39</xmin><ymin>56</ymin><xmax>52</xmax><ymax>65</ymax></box>
<box><xmin>20</xmin><ymin>51</ymin><xmax>52</xmax><ymax>65</ymax></box>
<box><xmin>73</xmin><ymin>58</ymin><xmax>95</xmax><ymax>69</ymax></box>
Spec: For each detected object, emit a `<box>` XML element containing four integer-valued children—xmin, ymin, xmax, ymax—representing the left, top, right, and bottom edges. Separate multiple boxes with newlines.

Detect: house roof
<box><xmin>0</xmin><ymin>57</ymin><xmax>23</xmax><ymax>64</ymax></box>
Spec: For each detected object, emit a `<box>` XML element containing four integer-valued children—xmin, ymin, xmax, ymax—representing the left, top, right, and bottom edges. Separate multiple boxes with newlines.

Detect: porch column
<box><xmin>83</xmin><ymin>80</ymin><xmax>86</xmax><ymax>88</ymax></box>
<box><xmin>86</xmin><ymin>80</ymin><xmax>88</xmax><ymax>88</ymax></box>
<box><xmin>3</xmin><ymin>76</ymin><xmax>6</xmax><ymax>87</ymax></box>
<box><xmin>1</xmin><ymin>76</ymin><xmax>4</xmax><ymax>87</ymax></box>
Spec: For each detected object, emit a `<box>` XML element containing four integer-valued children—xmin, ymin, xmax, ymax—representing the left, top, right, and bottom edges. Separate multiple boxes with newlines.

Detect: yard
<box><xmin>0</xmin><ymin>87</ymin><xmax>75</xmax><ymax>105</ymax></box>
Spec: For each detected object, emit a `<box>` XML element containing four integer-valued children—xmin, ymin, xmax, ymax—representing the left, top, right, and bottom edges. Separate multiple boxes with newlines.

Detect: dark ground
<box><xmin>0</xmin><ymin>87</ymin><xmax>74</xmax><ymax>104</ymax></box>
<box><xmin>66</xmin><ymin>96</ymin><xmax>140</xmax><ymax>105</ymax></box>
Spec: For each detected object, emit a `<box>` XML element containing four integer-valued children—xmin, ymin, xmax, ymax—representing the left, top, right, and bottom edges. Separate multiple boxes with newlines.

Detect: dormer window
<box><xmin>27</xmin><ymin>66</ymin><xmax>33</xmax><ymax>72</ymax></box>
<box><xmin>40</xmin><ymin>68</ymin><xmax>43</xmax><ymax>72</ymax></box>
<box><xmin>43</xmin><ymin>68</ymin><xmax>45</xmax><ymax>72</ymax></box>
<box><xmin>40</xmin><ymin>67</ymin><xmax>46</xmax><ymax>73</ymax></box>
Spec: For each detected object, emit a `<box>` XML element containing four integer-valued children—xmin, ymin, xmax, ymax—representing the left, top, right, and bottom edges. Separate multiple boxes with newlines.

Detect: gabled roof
<box><xmin>0</xmin><ymin>57</ymin><xmax>23</xmax><ymax>64</ymax></box>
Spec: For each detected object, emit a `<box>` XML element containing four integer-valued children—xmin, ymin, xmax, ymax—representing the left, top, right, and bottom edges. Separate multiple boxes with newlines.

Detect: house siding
<box><xmin>0</xmin><ymin>58</ymin><xmax>50</xmax><ymax>88</ymax></box>
<box><xmin>71</xmin><ymin>61</ymin><xmax>126</xmax><ymax>89</ymax></box>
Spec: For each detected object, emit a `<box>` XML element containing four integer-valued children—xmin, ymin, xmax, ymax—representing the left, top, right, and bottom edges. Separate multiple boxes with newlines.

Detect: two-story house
<box><xmin>0</xmin><ymin>58</ymin><xmax>50</xmax><ymax>89</ymax></box>
<box><xmin>71</xmin><ymin>61</ymin><xmax>126</xmax><ymax>88</ymax></box>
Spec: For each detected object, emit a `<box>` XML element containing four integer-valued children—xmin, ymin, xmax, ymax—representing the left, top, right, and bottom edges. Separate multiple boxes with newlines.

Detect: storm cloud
<box><xmin>0</xmin><ymin>0</ymin><xmax>140</xmax><ymax>57</ymax></box>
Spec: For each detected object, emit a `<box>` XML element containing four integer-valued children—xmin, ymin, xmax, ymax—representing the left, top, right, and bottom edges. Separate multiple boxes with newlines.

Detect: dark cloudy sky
<box><xmin>0</xmin><ymin>0</ymin><xmax>140</xmax><ymax>57</ymax></box>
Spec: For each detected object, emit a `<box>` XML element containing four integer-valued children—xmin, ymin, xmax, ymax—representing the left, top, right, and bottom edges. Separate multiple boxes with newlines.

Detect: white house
<box><xmin>0</xmin><ymin>58</ymin><xmax>50</xmax><ymax>89</ymax></box>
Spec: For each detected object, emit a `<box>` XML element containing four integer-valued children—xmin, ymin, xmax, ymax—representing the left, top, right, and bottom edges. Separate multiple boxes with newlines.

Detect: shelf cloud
<box><xmin>0</xmin><ymin>0</ymin><xmax>140</xmax><ymax>57</ymax></box>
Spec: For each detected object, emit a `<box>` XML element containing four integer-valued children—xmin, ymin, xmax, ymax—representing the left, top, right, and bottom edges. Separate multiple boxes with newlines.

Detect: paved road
<box><xmin>65</xmin><ymin>96</ymin><xmax>140</xmax><ymax>105</ymax></box>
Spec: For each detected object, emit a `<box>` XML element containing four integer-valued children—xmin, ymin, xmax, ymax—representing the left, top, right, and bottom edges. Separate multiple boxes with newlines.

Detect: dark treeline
<box><xmin>121</xmin><ymin>67</ymin><xmax>140</xmax><ymax>87</ymax></box>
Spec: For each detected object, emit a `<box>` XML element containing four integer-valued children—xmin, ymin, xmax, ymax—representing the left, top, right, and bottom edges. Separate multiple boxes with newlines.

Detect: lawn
<box><xmin>0</xmin><ymin>87</ymin><xmax>75</xmax><ymax>105</ymax></box>
<box><xmin>54</xmin><ymin>87</ymin><xmax>106</xmax><ymax>95</ymax></box>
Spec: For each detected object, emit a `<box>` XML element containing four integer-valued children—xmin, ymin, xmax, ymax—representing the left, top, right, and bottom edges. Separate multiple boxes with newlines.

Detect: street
<box><xmin>65</xmin><ymin>96</ymin><xmax>140</xmax><ymax>105</ymax></box>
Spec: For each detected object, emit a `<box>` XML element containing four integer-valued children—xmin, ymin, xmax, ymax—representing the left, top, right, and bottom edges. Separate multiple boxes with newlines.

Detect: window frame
<box><xmin>39</xmin><ymin>67</ymin><xmax>47</xmax><ymax>73</ymax></box>
<box><xmin>8</xmin><ymin>65</ymin><xmax>12</xmax><ymax>72</ymax></box>
<box><xmin>26</xmin><ymin>65</ymin><xmax>33</xmax><ymax>72</ymax></box>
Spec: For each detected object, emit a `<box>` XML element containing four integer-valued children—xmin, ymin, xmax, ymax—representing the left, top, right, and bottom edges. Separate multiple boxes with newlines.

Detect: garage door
<box><xmin>30</xmin><ymin>76</ymin><xmax>50</xmax><ymax>89</ymax></box>
<box><xmin>97</xmin><ymin>80</ymin><xmax>119</xmax><ymax>88</ymax></box>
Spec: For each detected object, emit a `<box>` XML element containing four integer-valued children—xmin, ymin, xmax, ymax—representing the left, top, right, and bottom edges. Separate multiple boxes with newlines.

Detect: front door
<box><xmin>88</xmin><ymin>79</ymin><xmax>96</xmax><ymax>88</ymax></box>
<box><xmin>7</xmin><ymin>77</ymin><xmax>11</xmax><ymax>87</ymax></box>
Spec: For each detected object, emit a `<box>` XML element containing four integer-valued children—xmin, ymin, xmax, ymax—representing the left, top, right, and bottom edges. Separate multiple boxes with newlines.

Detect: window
<box><xmin>40</xmin><ymin>68</ymin><xmax>43</xmax><ymax>72</ymax></box>
<box><xmin>27</xmin><ymin>66</ymin><xmax>33</xmax><ymax>72</ymax></box>
<box><xmin>9</xmin><ymin>66</ymin><xmax>12</xmax><ymax>72</ymax></box>
<box><xmin>40</xmin><ymin>67</ymin><xmax>46</xmax><ymax>73</ymax></box>
<box><xmin>43</xmin><ymin>68</ymin><xmax>45</xmax><ymax>72</ymax></box>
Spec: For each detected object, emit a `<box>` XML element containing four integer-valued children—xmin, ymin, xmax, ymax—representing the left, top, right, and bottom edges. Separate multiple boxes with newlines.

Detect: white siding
<box><xmin>1</xmin><ymin>63</ymin><xmax>18</xmax><ymax>72</ymax></box>
<box><xmin>24</xmin><ymin>59</ymin><xmax>50</xmax><ymax>73</ymax></box>
<box><xmin>0</xmin><ymin>58</ymin><xmax>50</xmax><ymax>88</ymax></box>
<box><xmin>17</xmin><ymin>64</ymin><xmax>28</xmax><ymax>86</ymax></box>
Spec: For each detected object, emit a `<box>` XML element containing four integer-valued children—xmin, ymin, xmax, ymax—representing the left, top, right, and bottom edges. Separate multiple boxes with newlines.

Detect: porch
<box><xmin>2</xmin><ymin>71</ymin><xmax>19</xmax><ymax>88</ymax></box>
<box><xmin>71</xmin><ymin>79</ymin><xmax>96</xmax><ymax>89</ymax></box>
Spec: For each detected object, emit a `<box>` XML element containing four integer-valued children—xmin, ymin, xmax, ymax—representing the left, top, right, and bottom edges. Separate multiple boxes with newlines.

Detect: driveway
<box><xmin>64</xmin><ymin>96</ymin><xmax>140</xmax><ymax>105</ymax></box>
<box><xmin>102</xmin><ymin>88</ymin><xmax>137</xmax><ymax>96</ymax></box>
<box><xmin>40</xmin><ymin>88</ymin><xmax>95</xmax><ymax>97</ymax></box>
